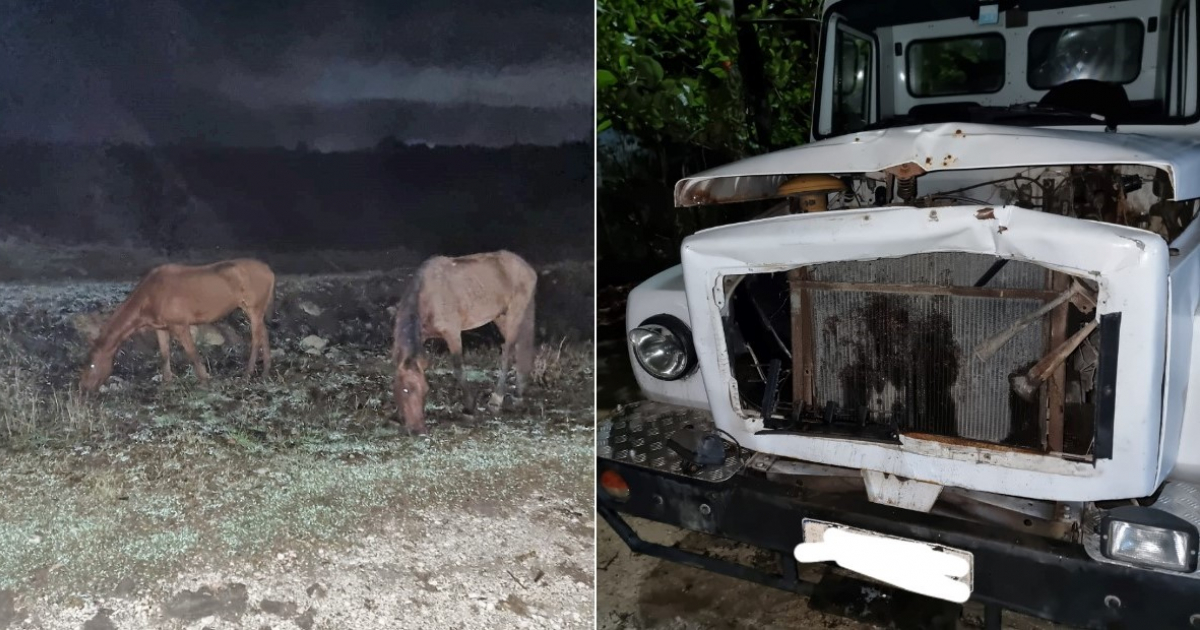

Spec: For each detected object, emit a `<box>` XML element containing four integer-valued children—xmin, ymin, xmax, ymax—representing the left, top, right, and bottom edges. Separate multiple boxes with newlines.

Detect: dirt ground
<box><xmin>0</xmin><ymin>249</ymin><xmax>595</xmax><ymax>629</ymax></box>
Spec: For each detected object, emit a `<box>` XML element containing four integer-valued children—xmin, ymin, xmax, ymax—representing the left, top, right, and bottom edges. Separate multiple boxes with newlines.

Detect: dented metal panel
<box><xmin>678</xmin><ymin>204</ymin><xmax>1168</xmax><ymax>501</ymax></box>
<box><xmin>1160</xmin><ymin>218</ymin><xmax>1200</xmax><ymax>484</ymax></box>
<box><xmin>673</xmin><ymin>123</ymin><xmax>1200</xmax><ymax>207</ymax></box>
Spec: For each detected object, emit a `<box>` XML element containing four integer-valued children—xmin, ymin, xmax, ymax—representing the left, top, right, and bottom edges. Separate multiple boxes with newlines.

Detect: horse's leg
<box><xmin>489</xmin><ymin>312</ymin><xmax>518</xmax><ymax>412</ymax></box>
<box><xmin>245</xmin><ymin>316</ymin><xmax>261</xmax><ymax>378</ymax></box>
<box><xmin>443</xmin><ymin>331</ymin><xmax>473</xmax><ymax>414</ymax></box>
<box><xmin>173</xmin><ymin>325</ymin><xmax>210</xmax><ymax>382</ymax></box>
<box><xmin>488</xmin><ymin>314</ymin><xmax>511</xmax><ymax>413</ymax></box>
<box><xmin>259</xmin><ymin>316</ymin><xmax>271</xmax><ymax>376</ymax></box>
<box><xmin>156</xmin><ymin>329</ymin><xmax>174</xmax><ymax>384</ymax></box>
<box><xmin>513</xmin><ymin>298</ymin><xmax>536</xmax><ymax>399</ymax></box>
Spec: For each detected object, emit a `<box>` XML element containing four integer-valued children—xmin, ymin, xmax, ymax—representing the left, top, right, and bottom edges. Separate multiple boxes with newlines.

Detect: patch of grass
<box><xmin>0</xmin><ymin>419</ymin><xmax>593</xmax><ymax>596</ymax></box>
<box><xmin>0</xmin><ymin>262</ymin><xmax>596</xmax><ymax>599</ymax></box>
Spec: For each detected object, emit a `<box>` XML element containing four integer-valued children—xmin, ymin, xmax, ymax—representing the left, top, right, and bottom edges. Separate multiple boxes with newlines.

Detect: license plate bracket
<box><xmin>796</xmin><ymin>519</ymin><xmax>975</xmax><ymax>603</ymax></box>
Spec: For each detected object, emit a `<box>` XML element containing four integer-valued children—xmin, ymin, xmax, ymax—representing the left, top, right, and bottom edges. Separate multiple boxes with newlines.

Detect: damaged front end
<box><xmin>681</xmin><ymin>201</ymin><xmax>1169</xmax><ymax>502</ymax></box>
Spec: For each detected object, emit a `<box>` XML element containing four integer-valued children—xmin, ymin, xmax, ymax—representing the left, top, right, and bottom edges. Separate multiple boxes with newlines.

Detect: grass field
<box><xmin>0</xmin><ymin>248</ymin><xmax>595</xmax><ymax>629</ymax></box>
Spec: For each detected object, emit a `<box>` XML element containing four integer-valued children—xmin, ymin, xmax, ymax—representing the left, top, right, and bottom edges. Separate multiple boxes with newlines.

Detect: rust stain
<box><xmin>925</xmin><ymin>156</ymin><xmax>933</xmax><ymax>166</ymax></box>
<box><xmin>998</xmin><ymin>225</ymin><xmax>1009</xmax><ymax>233</ymax></box>
<box><xmin>688</xmin><ymin>187</ymin><xmax>718</xmax><ymax>206</ymax></box>
<box><xmin>904</xmin><ymin>432</ymin><xmax>1041</xmax><ymax>454</ymax></box>
<box><xmin>884</xmin><ymin>162</ymin><xmax>927</xmax><ymax>179</ymax></box>
<box><xmin>928</xmin><ymin>209</ymin><xmax>938</xmax><ymax>222</ymax></box>
<box><xmin>942</xmin><ymin>154</ymin><xmax>956</xmax><ymax>167</ymax></box>
<box><xmin>975</xmin><ymin>208</ymin><xmax>996</xmax><ymax>220</ymax></box>
<box><xmin>954</xmin><ymin>129</ymin><xmax>965</xmax><ymax>137</ymax></box>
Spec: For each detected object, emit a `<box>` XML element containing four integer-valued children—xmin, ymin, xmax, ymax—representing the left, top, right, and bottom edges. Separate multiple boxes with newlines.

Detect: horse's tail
<box><xmin>392</xmin><ymin>275</ymin><xmax>423</xmax><ymax>366</ymax></box>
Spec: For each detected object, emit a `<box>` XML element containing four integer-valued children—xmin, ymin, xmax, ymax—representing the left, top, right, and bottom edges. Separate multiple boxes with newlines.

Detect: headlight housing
<box><xmin>1101</xmin><ymin>505</ymin><xmax>1199</xmax><ymax>572</ymax></box>
<box><xmin>628</xmin><ymin>314</ymin><xmax>697</xmax><ymax>381</ymax></box>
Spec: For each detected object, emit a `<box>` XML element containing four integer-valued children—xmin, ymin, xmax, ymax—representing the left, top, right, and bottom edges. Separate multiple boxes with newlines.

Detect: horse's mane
<box><xmin>91</xmin><ymin>269</ymin><xmax>158</xmax><ymax>353</ymax></box>
<box><xmin>391</xmin><ymin>261</ymin><xmax>430</xmax><ymax>366</ymax></box>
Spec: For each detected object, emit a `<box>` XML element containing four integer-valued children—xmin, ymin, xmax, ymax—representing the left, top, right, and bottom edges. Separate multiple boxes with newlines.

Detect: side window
<box><xmin>1170</xmin><ymin>0</ymin><xmax>1197</xmax><ymax>117</ymax></box>
<box><xmin>908</xmin><ymin>35</ymin><xmax>1006</xmax><ymax>97</ymax></box>
<box><xmin>831</xmin><ymin>26</ymin><xmax>874</xmax><ymax>135</ymax></box>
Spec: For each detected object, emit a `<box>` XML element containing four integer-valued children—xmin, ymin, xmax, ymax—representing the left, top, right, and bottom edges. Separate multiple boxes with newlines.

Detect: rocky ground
<box><xmin>0</xmin><ymin>249</ymin><xmax>595</xmax><ymax>629</ymax></box>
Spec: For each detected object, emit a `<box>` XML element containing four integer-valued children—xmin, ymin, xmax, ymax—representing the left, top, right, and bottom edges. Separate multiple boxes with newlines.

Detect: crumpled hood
<box><xmin>674</xmin><ymin>123</ymin><xmax>1200</xmax><ymax>207</ymax></box>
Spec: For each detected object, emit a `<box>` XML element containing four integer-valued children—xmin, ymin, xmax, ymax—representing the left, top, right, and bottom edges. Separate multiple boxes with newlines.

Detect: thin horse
<box><xmin>79</xmin><ymin>258</ymin><xmax>276</xmax><ymax>393</ymax></box>
<box><xmin>391</xmin><ymin>250</ymin><xmax>537</xmax><ymax>434</ymax></box>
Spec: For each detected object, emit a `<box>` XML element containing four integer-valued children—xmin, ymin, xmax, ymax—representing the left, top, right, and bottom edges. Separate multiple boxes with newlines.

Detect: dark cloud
<box><xmin>0</xmin><ymin>0</ymin><xmax>593</xmax><ymax>148</ymax></box>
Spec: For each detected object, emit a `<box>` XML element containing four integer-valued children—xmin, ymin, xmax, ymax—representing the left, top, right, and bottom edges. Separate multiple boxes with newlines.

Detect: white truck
<box><xmin>597</xmin><ymin>0</ymin><xmax>1200</xmax><ymax>627</ymax></box>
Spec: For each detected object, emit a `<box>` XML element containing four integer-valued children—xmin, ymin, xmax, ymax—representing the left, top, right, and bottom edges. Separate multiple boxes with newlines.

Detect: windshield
<box><xmin>816</xmin><ymin>0</ymin><xmax>1199</xmax><ymax>138</ymax></box>
<box><xmin>1028</xmin><ymin>21</ymin><xmax>1145</xmax><ymax>88</ymax></box>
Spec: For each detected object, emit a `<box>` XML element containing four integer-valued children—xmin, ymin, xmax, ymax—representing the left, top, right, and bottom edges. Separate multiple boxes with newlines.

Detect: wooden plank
<box><xmin>788</xmin><ymin>268</ymin><xmax>815</xmax><ymax>409</ymax></box>
<box><xmin>789</xmin><ymin>280</ymin><xmax>1060</xmax><ymax>301</ymax></box>
<box><xmin>1046</xmin><ymin>271</ymin><xmax>1069</xmax><ymax>452</ymax></box>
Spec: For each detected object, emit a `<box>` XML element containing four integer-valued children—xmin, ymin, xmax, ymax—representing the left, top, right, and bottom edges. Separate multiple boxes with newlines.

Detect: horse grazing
<box><xmin>79</xmin><ymin>258</ymin><xmax>276</xmax><ymax>393</ymax></box>
<box><xmin>391</xmin><ymin>250</ymin><xmax>537</xmax><ymax>434</ymax></box>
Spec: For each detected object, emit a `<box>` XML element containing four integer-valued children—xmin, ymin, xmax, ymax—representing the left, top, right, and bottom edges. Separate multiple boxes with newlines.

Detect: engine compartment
<box><xmin>759</xmin><ymin>163</ymin><xmax>1196</xmax><ymax>243</ymax></box>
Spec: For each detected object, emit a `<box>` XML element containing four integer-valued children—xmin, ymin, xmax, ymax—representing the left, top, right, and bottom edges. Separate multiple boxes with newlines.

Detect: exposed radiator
<box><xmin>726</xmin><ymin>252</ymin><xmax>1085</xmax><ymax>451</ymax></box>
<box><xmin>801</xmin><ymin>254</ymin><xmax>1053</xmax><ymax>447</ymax></box>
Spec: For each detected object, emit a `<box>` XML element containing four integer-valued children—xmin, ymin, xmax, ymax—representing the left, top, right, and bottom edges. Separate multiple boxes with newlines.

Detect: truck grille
<box><xmin>724</xmin><ymin>252</ymin><xmax>1097</xmax><ymax>455</ymax></box>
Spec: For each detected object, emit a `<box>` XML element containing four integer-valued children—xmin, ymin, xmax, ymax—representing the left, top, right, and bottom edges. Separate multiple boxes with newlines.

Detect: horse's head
<box><xmin>393</xmin><ymin>355</ymin><xmax>430</xmax><ymax>435</ymax></box>
<box><xmin>79</xmin><ymin>347</ymin><xmax>114</xmax><ymax>394</ymax></box>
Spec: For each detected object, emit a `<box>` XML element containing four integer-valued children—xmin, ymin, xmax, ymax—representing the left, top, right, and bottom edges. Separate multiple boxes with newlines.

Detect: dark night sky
<box><xmin>0</xmin><ymin>0</ymin><xmax>593</xmax><ymax>149</ymax></box>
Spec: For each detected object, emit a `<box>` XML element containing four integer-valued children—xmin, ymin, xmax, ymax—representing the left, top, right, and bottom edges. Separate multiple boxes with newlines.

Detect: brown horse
<box><xmin>79</xmin><ymin>258</ymin><xmax>276</xmax><ymax>393</ymax></box>
<box><xmin>391</xmin><ymin>250</ymin><xmax>537</xmax><ymax>434</ymax></box>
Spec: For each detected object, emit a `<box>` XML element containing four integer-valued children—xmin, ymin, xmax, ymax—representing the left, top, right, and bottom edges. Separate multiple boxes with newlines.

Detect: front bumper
<box><xmin>598</xmin><ymin>401</ymin><xmax>1200</xmax><ymax>629</ymax></box>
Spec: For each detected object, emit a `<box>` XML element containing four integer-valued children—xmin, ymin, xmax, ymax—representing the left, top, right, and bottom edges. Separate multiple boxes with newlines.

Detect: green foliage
<box><xmin>596</xmin><ymin>0</ymin><xmax>824</xmax><ymax>277</ymax></box>
<box><xmin>597</xmin><ymin>0</ymin><xmax>751</xmax><ymax>155</ymax></box>
<box><xmin>597</xmin><ymin>0</ymin><xmax>823</xmax><ymax>155</ymax></box>
<box><xmin>745</xmin><ymin>1</ymin><xmax>823</xmax><ymax>147</ymax></box>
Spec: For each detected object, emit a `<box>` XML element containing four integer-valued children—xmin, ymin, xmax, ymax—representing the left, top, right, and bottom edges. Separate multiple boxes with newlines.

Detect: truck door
<box><xmin>817</xmin><ymin>15</ymin><xmax>877</xmax><ymax>137</ymax></box>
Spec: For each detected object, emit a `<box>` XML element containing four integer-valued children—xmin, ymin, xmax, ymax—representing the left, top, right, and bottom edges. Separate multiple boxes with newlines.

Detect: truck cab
<box><xmin>599</xmin><ymin>0</ymin><xmax>1200</xmax><ymax>627</ymax></box>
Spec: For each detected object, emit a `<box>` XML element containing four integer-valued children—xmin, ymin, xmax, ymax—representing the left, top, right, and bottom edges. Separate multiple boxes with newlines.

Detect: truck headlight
<box><xmin>628</xmin><ymin>315</ymin><xmax>697</xmax><ymax>381</ymax></box>
<box><xmin>1101</xmin><ymin>506</ymin><xmax>1199</xmax><ymax>572</ymax></box>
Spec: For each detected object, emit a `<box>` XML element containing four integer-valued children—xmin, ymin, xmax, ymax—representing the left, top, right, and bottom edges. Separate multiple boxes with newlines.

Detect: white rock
<box><xmin>300</xmin><ymin>335</ymin><xmax>328</xmax><ymax>354</ymax></box>
<box><xmin>299</xmin><ymin>301</ymin><xmax>323</xmax><ymax>317</ymax></box>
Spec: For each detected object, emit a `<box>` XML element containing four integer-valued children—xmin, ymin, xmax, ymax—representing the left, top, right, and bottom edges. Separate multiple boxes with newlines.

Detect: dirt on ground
<box><xmin>0</xmin><ymin>247</ymin><xmax>595</xmax><ymax>629</ymax></box>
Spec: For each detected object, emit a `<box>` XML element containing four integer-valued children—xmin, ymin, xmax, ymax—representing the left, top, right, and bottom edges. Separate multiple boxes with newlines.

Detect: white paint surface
<box><xmin>796</xmin><ymin>520</ymin><xmax>974</xmax><ymax>603</ymax></box>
